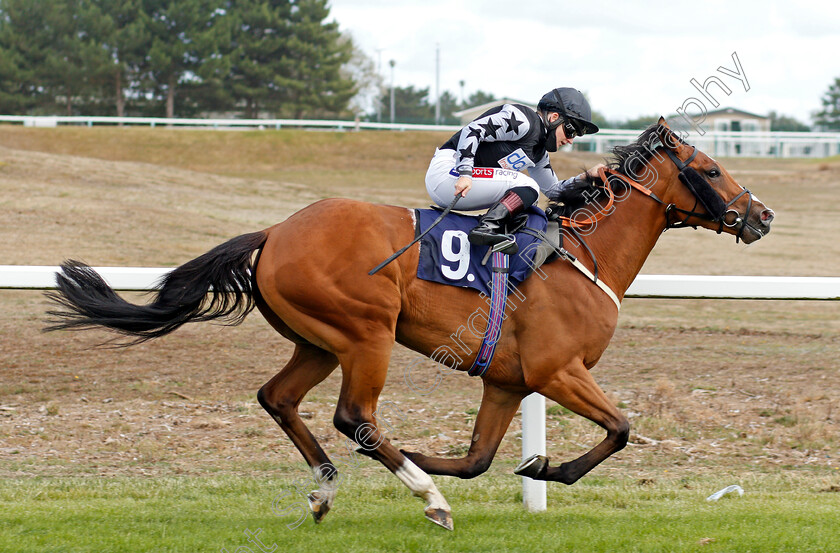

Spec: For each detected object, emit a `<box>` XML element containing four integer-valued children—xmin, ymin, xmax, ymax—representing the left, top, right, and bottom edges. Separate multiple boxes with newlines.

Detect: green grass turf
<box><xmin>2</xmin><ymin>474</ymin><xmax>838</xmax><ymax>553</ymax></box>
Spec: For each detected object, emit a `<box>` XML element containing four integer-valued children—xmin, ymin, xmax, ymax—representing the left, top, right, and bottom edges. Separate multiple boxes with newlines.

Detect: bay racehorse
<box><xmin>46</xmin><ymin>118</ymin><xmax>774</xmax><ymax>530</ymax></box>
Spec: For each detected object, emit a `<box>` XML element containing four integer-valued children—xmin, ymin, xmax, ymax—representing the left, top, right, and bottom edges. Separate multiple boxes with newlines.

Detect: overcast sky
<box><xmin>329</xmin><ymin>0</ymin><xmax>839</xmax><ymax>124</ymax></box>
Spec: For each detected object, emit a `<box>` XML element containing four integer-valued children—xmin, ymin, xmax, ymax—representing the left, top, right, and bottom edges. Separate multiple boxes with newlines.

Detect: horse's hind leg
<box><xmin>519</xmin><ymin>361</ymin><xmax>629</xmax><ymax>484</ymax></box>
<box><xmin>332</xmin><ymin>346</ymin><xmax>454</xmax><ymax>530</ymax></box>
<box><xmin>257</xmin><ymin>343</ymin><xmax>340</xmax><ymax>522</ymax></box>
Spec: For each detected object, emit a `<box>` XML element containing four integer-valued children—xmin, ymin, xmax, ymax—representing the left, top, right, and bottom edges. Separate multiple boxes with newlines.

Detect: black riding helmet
<box><xmin>537</xmin><ymin>87</ymin><xmax>600</xmax><ymax>147</ymax></box>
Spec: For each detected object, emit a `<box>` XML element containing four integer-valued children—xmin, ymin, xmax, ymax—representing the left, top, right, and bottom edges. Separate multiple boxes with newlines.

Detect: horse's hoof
<box><xmin>308</xmin><ymin>492</ymin><xmax>331</xmax><ymax>523</ymax></box>
<box><xmin>514</xmin><ymin>454</ymin><xmax>549</xmax><ymax>480</ymax></box>
<box><xmin>424</xmin><ymin>507</ymin><xmax>454</xmax><ymax>531</ymax></box>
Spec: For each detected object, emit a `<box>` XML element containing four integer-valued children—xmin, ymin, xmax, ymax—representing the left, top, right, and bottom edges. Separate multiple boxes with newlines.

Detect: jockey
<box><xmin>425</xmin><ymin>87</ymin><xmax>605</xmax><ymax>248</ymax></box>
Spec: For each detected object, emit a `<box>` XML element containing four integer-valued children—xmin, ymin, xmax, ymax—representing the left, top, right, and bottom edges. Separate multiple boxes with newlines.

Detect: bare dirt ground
<box><xmin>0</xmin><ymin>128</ymin><xmax>838</xmax><ymax>485</ymax></box>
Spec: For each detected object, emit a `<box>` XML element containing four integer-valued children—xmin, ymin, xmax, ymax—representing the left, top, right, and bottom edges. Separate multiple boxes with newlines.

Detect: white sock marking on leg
<box><xmin>395</xmin><ymin>459</ymin><xmax>451</xmax><ymax>511</ymax></box>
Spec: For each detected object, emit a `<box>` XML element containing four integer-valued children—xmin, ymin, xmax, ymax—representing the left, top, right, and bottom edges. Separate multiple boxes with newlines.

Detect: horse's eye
<box><xmin>708</xmin><ymin>168</ymin><xmax>720</xmax><ymax>178</ymax></box>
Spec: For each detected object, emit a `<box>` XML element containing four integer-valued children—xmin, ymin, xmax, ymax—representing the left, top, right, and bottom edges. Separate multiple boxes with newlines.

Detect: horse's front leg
<box><xmin>515</xmin><ymin>361</ymin><xmax>629</xmax><ymax>484</ymax></box>
<box><xmin>400</xmin><ymin>383</ymin><xmax>524</xmax><ymax>478</ymax></box>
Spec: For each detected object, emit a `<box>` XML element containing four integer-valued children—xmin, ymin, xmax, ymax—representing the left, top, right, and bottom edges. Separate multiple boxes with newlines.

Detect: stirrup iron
<box><xmin>480</xmin><ymin>235</ymin><xmax>517</xmax><ymax>265</ymax></box>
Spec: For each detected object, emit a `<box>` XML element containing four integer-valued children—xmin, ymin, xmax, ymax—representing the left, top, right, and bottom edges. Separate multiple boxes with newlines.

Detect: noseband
<box><xmin>661</xmin><ymin>146</ymin><xmax>753</xmax><ymax>243</ymax></box>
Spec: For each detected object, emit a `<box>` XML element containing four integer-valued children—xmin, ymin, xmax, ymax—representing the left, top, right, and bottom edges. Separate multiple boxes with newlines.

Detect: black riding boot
<box><xmin>468</xmin><ymin>187</ymin><xmax>536</xmax><ymax>247</ymax></box>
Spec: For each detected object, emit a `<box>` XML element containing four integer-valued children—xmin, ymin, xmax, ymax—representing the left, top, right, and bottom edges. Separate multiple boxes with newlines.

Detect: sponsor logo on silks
<box><xmin>495</xmin><ymin>169</ymin><xmax>519</xmax><ymax>179</ymax></box>
<box><xmin>472</xmin><ymin>167</ymin><xmax>496</xmax><ymax>178</ymax></box>
<box><xmin>497</xmin><ymin>148</ymin><xmax>533</xmax><ymax>171</ymax></box>
<box><xmin>449</xmin><ymin>167</ymin><xmax>520</xmax><ymax>180</ymax></box>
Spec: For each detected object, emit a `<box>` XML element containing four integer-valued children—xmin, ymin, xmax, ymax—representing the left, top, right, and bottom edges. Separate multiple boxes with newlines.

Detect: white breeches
<box><xmin>425</xmin><ymin>148</ymin><xmax>540</xmax><ymax>211</ymax></box>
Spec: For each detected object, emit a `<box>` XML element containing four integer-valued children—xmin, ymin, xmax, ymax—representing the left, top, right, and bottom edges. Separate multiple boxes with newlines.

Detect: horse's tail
<box><xmin>45</xmin><ymin>231</ymin><xmax>268</xmax><ymax>345</ymax></box>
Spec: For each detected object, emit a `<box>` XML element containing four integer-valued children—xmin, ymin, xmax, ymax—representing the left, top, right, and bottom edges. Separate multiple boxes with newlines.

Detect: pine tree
<box><xmin>0</xmin><ymin>0</ymin><xmax>383</xmax><ymax>118</ymax></box>
<box><xmin>79</xmin><ymin>0</ymin><xmax>150</xmax><ymax>116</ymax></box>
<box><xmin>465</xmin><ymin>90</ymin><xmax>496</xmax><ymax>108</ymax></box>
<box><xmin>0</xmin><ymin>0</ymin><xmax>64</xmax><ymax>113</ymax></box>
<box><xmin>0</xmin><ymin>0</ymin><xmax>144</xmax><ymax>115</ymax></box>
<box><xmin>768</xmin><ymin>111</ymin><xmax>810</xmax><ymax>132</ymax></box>
<box><xmin>0</xmin><ymin>2</ymin><xmax>36</xmax><ymax>113</ymax></box>
<box><xmin>39</xmin><ymin>0</ymin><xmax>107</xmax><ymax>115</ymax></box>
<box><xmin>814</xmin><ymin>78</ymin><xmax>840</xmax><ymax>131</ymax></box>
<box><xmin>275</xmin><ymin>0</ymin><xmax>354</xmax><ymax>118</ymax></box>
<box><xmin>220</xmin><ymin>0</ymin><xmax>355</xmax><ymax>118</ymax></box>
<box><xmin>437</xmin><ymin>90</ymin><xmax>460</xmax><ymax>125</ymax></box>
<box><xmin>143</xmin><ymin>0</ymin><xmax>228</xmax><ymax>118</ymax></box>
<box><xmin>222</xmin><ymin>0</ymin><xmax>295</xmax><ymax>118</ymax></box>
<box><xmin>377</xmin><ymin>85</ymin><xmax>432</xmax><ymax>124</ymax></box>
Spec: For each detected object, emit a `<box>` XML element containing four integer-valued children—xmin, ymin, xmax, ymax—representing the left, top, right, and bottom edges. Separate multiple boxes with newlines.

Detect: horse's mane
<box><xmin>609</xmin><ymin>124</ymin><xmax>664</xmax><ymax>178</ymax></box>
<box><xmin>548</xmin><ymin>123</ymin><xmax>680</xmax><ymax>213</ymax></box>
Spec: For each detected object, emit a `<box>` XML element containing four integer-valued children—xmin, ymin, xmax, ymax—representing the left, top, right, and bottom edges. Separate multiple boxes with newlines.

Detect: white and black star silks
<box><xmin>438</xmin><ymin>103</ymin><xmax>578</xmax><ymax>201</ymax></box>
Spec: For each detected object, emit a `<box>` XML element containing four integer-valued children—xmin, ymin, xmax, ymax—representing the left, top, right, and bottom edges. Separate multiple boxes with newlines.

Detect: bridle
<box><xmin>557</xmin><ymin>141</ymin><xmax>761</xmax><ymax>243</ymax></box>
<box><xmin>545</xmin><ymin>136</ymin><xmax>764</xmax><ymax>310</ymax></box>
<box><xmin>660</xmin><ymin>146</ymin><xmax>754</xmax><ymax>243</ymax></box>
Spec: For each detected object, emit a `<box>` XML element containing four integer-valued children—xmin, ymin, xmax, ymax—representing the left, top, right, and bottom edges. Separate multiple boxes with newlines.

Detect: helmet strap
<box><xmin>541</xmin><ymin>112</ymin><xmax>563</xmax><ymax>152</ymax></box>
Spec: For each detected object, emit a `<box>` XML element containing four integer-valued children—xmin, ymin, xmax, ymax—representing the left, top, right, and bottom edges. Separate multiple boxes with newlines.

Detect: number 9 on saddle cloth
<box><xmin>415</xmin><ymin>206</ymin><xmax>548</xmax><ymax>296</ymax></box>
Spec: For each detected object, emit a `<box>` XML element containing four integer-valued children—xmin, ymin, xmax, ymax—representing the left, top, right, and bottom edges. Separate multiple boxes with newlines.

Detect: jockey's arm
<box><xmin>532</xmin><ymin>153</ymin><xmax>608</xmax><ymax>200</ymax></box>
<box><xmin>529</xmin><ymin>153</ymin><xmax>578</xmax><ymax>199</ymax></box>
<box><xmin>542</xmin><ymin>178</ymin><xmax>580</xmax><ymax>199</ymax></box>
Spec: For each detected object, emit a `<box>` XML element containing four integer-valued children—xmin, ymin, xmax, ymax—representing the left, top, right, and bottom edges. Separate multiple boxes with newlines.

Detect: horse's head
<box><xmin>653</xmin><ymin>117</ymin><xmax>774</xmax><ymax>244</ymax></box>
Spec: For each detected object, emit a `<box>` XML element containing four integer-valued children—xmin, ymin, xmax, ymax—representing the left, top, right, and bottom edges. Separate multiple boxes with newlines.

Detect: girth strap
<box><xmin>467</xmin><ymin>251</ymin><xmax>509</xmax><ymax>377</ymax></box>
<box><xmin>566</xmin><ymin>256</ymin><xmax>622</xmax><ymax>311</ymax></box>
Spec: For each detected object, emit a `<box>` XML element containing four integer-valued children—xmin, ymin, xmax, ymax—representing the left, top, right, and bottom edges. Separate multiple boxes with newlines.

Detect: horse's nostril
<box><xmin>760</xmin><ymin>209</ymin><xmax>775</xmax><ymax>225</ymax></box>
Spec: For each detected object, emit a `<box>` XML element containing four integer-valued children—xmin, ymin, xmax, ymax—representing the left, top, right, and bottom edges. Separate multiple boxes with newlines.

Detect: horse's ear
<box><xmin>656</xmin><ymin>116</ymin><xmax>680</xmax><ymax>150</ymax></box>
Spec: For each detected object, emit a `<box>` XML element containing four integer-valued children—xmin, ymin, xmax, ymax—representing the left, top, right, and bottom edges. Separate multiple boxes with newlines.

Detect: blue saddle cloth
<box><xmin>416</xmin><ymin>207</ymin><xmax>548</xmax><ymax>296</ymax></box>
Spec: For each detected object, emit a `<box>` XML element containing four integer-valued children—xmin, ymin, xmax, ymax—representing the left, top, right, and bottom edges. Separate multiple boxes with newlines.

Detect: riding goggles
<box><xmin>563</xmin><ymin>118</ymin><xmax>586</xmax><ymax>139</ymax></box>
